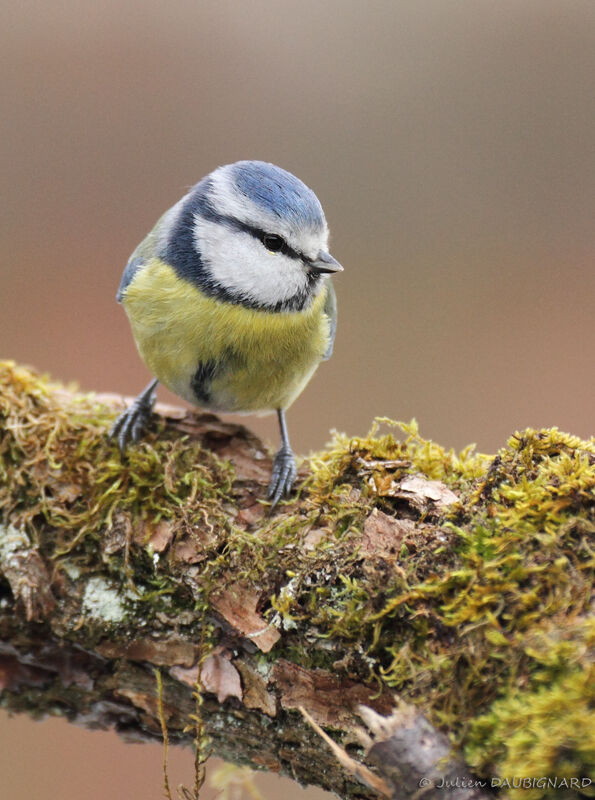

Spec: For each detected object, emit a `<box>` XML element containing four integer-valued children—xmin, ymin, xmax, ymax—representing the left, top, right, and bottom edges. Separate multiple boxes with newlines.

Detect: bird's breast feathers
<box><xmin>122</xmin><ymin>257</ymin><xmax>332</xmax><ymax>412</ymax></box>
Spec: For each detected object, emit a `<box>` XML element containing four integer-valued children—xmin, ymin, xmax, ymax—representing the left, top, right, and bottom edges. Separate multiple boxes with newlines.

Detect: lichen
<box><xmin>82</xmin><ymin>576</ymin><xmax>133</xmax><ymax>623</ymax></box>
<box><xmin>1</xmin><ymin>361</ymin><xmax>594</xmax><ymax>797</ymax></box>
<box><xmin>0</xmin><ymin>522</ymin><xmax>31</xmax><ymax>561</ymax></box>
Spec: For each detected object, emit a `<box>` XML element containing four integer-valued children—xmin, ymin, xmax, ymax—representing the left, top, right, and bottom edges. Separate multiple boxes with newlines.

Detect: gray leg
<box><xmin>109</xmin><ymin>378</ymin><xmax>158</xmax><ymax>452</ymax></box>
<box><xmin>268</xmin><ymin>409</ymin><xmax>298</xmax><ymax>507</ymax></box>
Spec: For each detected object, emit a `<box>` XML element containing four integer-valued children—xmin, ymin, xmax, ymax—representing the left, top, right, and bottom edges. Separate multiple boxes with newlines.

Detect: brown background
<box><xmin>1</xmin><ymin>2</ymin><xmax>595</xmax><ymax>798</ymax></box>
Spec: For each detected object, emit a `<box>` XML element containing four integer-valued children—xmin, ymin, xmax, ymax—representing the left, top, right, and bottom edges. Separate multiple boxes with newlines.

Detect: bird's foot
<box><xmin>109</xmin><ymin>383</ymin><xmax>157</xmax><ymax>452</ymax></box>
<box><xmin>268</xmin><ymin>445</ymin><xmax>298</xmax><ymax>508</ymax></box>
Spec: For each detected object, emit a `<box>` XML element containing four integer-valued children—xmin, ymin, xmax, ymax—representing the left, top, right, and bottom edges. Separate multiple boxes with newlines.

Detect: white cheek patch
<box><xmin>209</xmin><ymin>167</ymin><xmax>329</xmax><ymax>259</ymax></box>
<box><xmin>193</xmin><ymin>216</ymin><xmax>309</xmax><ymax>307</ymax></box>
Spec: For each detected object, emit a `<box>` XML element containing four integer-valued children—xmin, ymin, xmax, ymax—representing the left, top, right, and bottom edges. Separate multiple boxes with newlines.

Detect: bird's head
<box><xmin>164</xmin><ymin>160</ymin><xmax>342</xmax><ymax>311</ymax></box>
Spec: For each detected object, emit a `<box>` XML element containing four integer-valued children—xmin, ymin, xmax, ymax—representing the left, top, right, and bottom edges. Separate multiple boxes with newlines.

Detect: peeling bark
<box><xmin>0</xmin><ymin>592</ymin><xmax>387</xmax><ymax>800</ymax></box>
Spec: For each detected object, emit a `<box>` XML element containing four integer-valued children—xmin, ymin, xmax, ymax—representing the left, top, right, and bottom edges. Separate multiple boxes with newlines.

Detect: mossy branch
<box><xmin>0</xmin><ymin>361</ymin><xmax>593</xmax><ymax>800</ymax></box>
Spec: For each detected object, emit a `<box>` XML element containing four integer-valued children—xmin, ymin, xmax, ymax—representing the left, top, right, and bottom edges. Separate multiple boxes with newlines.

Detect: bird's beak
<box><xmin>309</xmin><ymin>251</ymin><xmax>344</xmax><ymax>274</ymax></box>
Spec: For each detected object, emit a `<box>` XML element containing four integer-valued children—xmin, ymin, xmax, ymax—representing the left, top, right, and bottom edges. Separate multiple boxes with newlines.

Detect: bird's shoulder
<box><xmin>116</xmin><ymin>204</ymin><xmax>181</xmax><ymax>303</ymax></box>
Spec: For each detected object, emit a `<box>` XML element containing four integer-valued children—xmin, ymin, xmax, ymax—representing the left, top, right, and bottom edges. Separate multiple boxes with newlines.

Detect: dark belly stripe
<box><xmin>191</xmin><ymin>360</ymin><xmax>218</xmax><ymax>405</ymax></box>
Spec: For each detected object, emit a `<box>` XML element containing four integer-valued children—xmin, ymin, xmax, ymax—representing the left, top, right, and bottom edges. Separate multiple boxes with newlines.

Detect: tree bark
<box><xmin>1</xmin><ymin>362</ymin><xmax>591</xmax><ymax>799</ymax></box>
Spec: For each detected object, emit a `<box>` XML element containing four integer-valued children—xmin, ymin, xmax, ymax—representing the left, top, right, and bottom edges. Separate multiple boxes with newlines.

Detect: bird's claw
<box><xmin>268</xmin><ymin>446</ymin><xmax>297</xmax><ymax>508</ymax></box>
<box><xmin>109</xmin><ymin>387</ymin><xmax>157</xmax><ymax>452</ymax></box>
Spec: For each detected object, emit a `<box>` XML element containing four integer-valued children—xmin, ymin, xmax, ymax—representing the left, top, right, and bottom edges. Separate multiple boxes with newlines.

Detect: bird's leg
<box><xmin>109</xmin><ymin>378</ymin><xmax>159</xmax><ymax>452</ymax></box>
<box><xmin>268</xmin><ymin>408</ymin><xmax>298</xmax><ymax>507</ymax></box>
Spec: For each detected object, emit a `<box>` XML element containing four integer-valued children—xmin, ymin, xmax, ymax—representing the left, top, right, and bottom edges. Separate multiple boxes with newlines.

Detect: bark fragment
<box><xmin>359</xmin><ymin>705</ymin><xmax>491</xmax><ymax>800</ymax></box>
<box><xmin>0</xmin><ymin>524</ymin><xmax>55</xmax><ymax>621</ymax></box>
<box><xmin>273</xmin><ymin>660</ymin><xmax>394</xmax><ymax>730</ymax></box>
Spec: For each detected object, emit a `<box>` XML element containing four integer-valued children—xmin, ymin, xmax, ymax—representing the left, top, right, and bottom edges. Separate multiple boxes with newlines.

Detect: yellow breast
<box><xmin>121</xmin><ymin>258</ymin><xmax>331</xmax><ymax>412</ymax></box>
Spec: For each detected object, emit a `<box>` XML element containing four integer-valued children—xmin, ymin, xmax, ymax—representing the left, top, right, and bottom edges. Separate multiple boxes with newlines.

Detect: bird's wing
<box><xmin>116</xmin><ymin>209</ymin><xmax>174</xmax><ymax>302</ymax></box>
<box><xmin>116</xmin><ymin>254</ymin><xmax>144</xmax><ymax>302</ymax></box>
<box><xmin>322</xmin><ymin>281</ymin><xmax>337</xmax><ymax>361</ymax></box>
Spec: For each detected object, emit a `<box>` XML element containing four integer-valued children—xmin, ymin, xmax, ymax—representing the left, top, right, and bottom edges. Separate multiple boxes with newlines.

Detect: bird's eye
<box><xmin>262</xmin><ymin>234</ymin><xmax>285</xmax><ymax>253</ymax></box>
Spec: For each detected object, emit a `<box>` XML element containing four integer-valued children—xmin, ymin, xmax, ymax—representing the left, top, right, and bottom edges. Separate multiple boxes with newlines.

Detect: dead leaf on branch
<box><xmin>372</xmin><ymin>473</ymin><xmax>459</xmax><ymax>513</ymax></box>
<box><xmin>235</xmin><ymin>660</ymin><xmax>277</xmax><ymax>717</ymax></box>
<box><xmin>200</xmin><ymin>647</ymin><xmax>243</xmax><ymax>704</ymax></box>
<box><xmin>211</xmin><ymin>581</ymin><xmax>281</xmax><ymax>653</ymax></box>
<box><xmin>361</xmin><ymin>509</ymin><xmax>414</xmax><ymax>559</ymax></box>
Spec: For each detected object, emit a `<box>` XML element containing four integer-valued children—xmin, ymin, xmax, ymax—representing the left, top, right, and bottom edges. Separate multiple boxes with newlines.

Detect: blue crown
<box><xmin>231</xmin><ymin>161</ymin><xmax>325</xmax><ymax>231</ymax></box>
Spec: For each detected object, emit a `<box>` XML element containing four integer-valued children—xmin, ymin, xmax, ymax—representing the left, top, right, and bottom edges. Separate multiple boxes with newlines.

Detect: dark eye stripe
<box><xmin>195</xmin><ymin>188</ymin><xmax>305</xmax><ymax>262</ymax></box>
<box><xmin>232</xmin><ymin>220</ymin><xmax>303</xmax><ymax>261</ymax></box>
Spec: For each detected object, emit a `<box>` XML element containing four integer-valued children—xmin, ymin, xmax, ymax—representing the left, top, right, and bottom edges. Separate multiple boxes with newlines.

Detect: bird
<box><xmin>110</xmin><ymin>160</ymin><xmax>342</xmax><ymax>506</ymax></box>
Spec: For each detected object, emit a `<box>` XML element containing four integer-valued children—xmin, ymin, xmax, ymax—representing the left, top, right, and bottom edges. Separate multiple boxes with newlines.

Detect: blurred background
<box><xmin>1</xmin><ymin>1</ymin><xmax>595</xmax><ymax>798</ymax></box>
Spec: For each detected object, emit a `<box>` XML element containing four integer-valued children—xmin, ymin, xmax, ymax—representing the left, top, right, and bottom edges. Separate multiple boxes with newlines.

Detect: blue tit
<box><xmin>110</xmin><ymin>160</ymin><xmax>342</xmax><ymax>506</ymax></box>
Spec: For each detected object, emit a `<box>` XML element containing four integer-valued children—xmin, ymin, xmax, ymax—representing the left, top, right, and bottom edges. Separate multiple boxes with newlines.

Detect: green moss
<box><xmin>269</xmin><ymin>421</ymin><xmax>595</xmax><ymax>790</ymax></box>
<box><xmin>1</xmin><ymin>362</ymin><xmax>594</xmax><ymax>795</ymax></box>
<box><xmin>0</xmin><ymin>359</ymin><xmax>235</xmax><ymax>643</ymax></box>
<box><xmin>467</xmin><ymin>652</ymin><xmax>594</xmax><ymax>798</ymax></box>
<box><xmin>0</xmin><ymin>361</ymin><xmax>233</xmax><ymax>559</ymax></box>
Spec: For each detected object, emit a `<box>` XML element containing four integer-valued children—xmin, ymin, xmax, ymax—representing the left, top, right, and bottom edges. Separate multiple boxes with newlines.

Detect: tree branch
<box><xmin>0</xmin><ymin>362</ymin><xmax>592</xmax><ymax>799</ymax></box>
